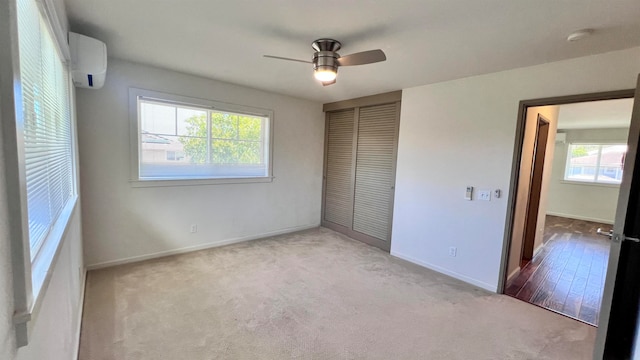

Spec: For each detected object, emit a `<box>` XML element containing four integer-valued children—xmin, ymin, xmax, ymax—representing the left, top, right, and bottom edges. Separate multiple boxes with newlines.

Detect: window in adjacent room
<box><xmin>131</xmin><ymin>89</ymin><xmax>273</xmax><ymax>184</ymax></box>
<box><xmin>564</xmin><ymin>143</ymin><xmax>627</xmax><ymax>184</ymax></box>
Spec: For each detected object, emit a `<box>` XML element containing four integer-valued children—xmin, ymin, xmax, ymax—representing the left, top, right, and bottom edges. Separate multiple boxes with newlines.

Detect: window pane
<box><xmin>238</xmin><ymin>116</ymin><xmax>263</xmax><ymax>141</ymax></box>
<box><xmin>140</xmin><ymin>134</ymin><xmax>206</xmax><ymax>164</ymax></box>
<box><xmin>140</xmin><ymin>102</ymin><xmax>176</xmax><ymax>135</ymax></box>
<box><xmin>140</xmin><ymin>134</ymin><xmax>207</xmax><ymax>178</ymax></box>
<box><xmin>211</xmin><ymin>113</ymin><xmax>238</xmax><ymax>139</ymax></box>
<box><xmin>211</xmin><ymin>140</ymin><xmax>261</xmax><ymax>164</ymax></box>
<box><xmin>177</xmin><ymin>108</ymin><xmax>205</xmax><ymax>136</ymax></box>
<box><xmin>566</xmin><ymin>144</ymin><xmax>599</xmax><ymax>182</ymax></box>
<box><xmin>596</xmin><ymin>145</ymin><xmax>626</xmax><ymax>183</ymax></box>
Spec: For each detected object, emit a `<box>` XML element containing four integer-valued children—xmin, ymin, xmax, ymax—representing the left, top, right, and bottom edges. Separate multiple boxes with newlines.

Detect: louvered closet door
<box><xmin>324</xmin><ymin>109</ymin><xmax>355</xmax><ymax>227</ymax></box>
<box><xmin>352</xmin><ymin>103</ymin><xmax>397</xmax><ymax>245</ymax></box>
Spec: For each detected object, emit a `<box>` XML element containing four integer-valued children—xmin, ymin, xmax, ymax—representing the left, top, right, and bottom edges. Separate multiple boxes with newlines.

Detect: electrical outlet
<box><xmin>190</xmin><ymin>224</ymin><xmax>197</xmax><ymax>233</ymax></box>
<box><xmin>478</xmin><ymin>190</ymin><xmax>491</xmax><ymax>201</ymax></box>
<box><xmin>448</xmin><ymin>246</ymin><xmax>457</xmax><ymax>257</ymax></box>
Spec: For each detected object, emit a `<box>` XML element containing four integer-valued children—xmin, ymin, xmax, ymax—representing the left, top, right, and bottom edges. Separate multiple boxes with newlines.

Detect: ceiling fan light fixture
<box><xmin>314</xmin><ymin>67</ymin><xmax>337</xmax><ymax>82</ymax></box>
<box><xmin>263</xmin><ymin>38</ymin><xmax>386</xmax><ymax>87</ymax></box>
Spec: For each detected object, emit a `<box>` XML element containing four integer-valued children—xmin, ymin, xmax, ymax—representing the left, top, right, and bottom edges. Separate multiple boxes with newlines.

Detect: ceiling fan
<box><xmin>264</xmin><ymin>38</ymin><xmax>386</xmax><ymax>86</ymax></box>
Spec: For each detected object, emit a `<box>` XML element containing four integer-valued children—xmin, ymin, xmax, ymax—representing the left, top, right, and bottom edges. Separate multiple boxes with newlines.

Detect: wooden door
<box><xmin>323</xmin><ymin>109</ymin><xmax>355</xmax><ymax>228</ymax></box>
<box><xmin>352</xmin><ymin>103</ymin><xmax>399</xmax><ymax>250</ymax></box>
<box><xmin>522</xmin><ymin>115</ymin><xmax>550</xmax><ymax>263</ymax></box>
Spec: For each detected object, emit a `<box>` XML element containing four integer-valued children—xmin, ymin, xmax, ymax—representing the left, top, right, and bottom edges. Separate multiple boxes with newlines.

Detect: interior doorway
<box><xmin>502</xmin><ymin>92</ymin><xmax>635</xmax><ymax>327</ymax></box>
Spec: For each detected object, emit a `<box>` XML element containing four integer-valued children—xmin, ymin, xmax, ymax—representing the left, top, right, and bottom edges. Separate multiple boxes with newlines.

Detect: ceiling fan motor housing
<box><xmin>312</xmin><ymin>39</ymin><xmax>341</xmax><ymax>75</ymax></box>
<box><xmin>313</xmin><ymin>51</ymin><xmax>339</xmax><ymax>73</ymax></box>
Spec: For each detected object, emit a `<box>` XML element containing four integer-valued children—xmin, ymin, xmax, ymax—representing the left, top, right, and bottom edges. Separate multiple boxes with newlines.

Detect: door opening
<box><xmin>499</xmin><ymin>86</ymin><xmax>640</xmax><ymax>359</ymax></box>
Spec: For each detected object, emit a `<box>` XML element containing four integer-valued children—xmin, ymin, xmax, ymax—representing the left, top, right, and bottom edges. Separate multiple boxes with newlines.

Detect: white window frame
<box><xmin>129</xmin><ymin>88</ymin><xmax>274</xmax><ymax>187</ymax></box>
<box><xmin>563</xmin><ymin>142</ymin><xmax>626</xmax><ymax>186</ymax></box>
<box><xmin>3</xmin><ymin>0</ymin><xmax>78</xmax><ymax>347</ymax></box>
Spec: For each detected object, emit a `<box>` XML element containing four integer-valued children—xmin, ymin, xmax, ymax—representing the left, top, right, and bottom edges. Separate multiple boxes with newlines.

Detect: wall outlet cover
<box><xmin>478</xmin><ymin>190</ymin><xmax>491</xmax><ymax>201</ymax></box>
<box><xmin>448</xmin><ymin>246</ymin><xmax>457</xmax><ymax>257</ymax></box>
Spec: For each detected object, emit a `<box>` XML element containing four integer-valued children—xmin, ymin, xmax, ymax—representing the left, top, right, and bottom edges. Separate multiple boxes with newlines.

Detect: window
<box><xmin>19</xmin><ymin>7</ymin><xmax>75</xmax><ymax>259</ymax></box>
<box><xmin>10</xmin><ymin>0</ymin><xmax>77</xmax><ymax>345</ymax></box>
<box><xmin>564</xmin><ymin>144</ymin><xmax>627</xmax><ymax>184</ymax></box>
<box><xmin>18</xmin><ymin>0</ymin><xmax>76</xmax><ymax>258</ymax></box>
<box><xmin>131</xmin><ymin>89</ymin><xmax>272</xmax><ymax>183</ymax></box>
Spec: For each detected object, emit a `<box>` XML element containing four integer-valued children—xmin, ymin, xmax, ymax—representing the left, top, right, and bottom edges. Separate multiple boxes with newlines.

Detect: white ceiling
<box><xmin>63</xmin><ymin>0</ymin><xmax>640</xmax><ymax>103</ymax></box>
<box><xmin>558</xmin><ymin>98</ymin><xmax>634</xmax><ymax>130</ymax></box>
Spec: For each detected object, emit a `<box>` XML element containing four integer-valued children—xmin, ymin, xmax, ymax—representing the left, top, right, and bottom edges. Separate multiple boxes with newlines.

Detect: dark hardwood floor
<box><xmin>505</xmin><ymin>215</ymin><xmax>612</xmax><ymax>326</ymax></box>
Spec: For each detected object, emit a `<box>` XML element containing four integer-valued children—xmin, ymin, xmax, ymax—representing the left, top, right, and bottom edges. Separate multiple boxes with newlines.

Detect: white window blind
<box><xmin>17</xmin><ymin>0</ymin><xmax>74</xmax><ymax>259</ymax></box>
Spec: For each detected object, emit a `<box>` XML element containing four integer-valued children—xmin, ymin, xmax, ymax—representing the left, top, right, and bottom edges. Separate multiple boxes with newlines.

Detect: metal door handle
<box><xmin>597</xmin><ymin>228</ymin><xmax>613</xmax><ymax>239</ymax></box>
<box><xmin>598</xmin><ymin>228</ymin><xmax>640</xmax><ymax>243</ymax></box>
<box><xmin>617</xmin><ymin>234</ymin><xmax>640</xmax><ymax>243</ymax></box>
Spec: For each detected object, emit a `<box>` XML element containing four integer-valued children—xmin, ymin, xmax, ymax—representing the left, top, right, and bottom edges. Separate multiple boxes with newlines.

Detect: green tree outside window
<box><xmin>179</xmin><ymin>112</ymin><xmax>263</xmax><ymax>164</ymax></box>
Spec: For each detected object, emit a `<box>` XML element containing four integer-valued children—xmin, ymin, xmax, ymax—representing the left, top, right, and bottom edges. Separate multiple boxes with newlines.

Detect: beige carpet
<box><xmin>79</xmin><ymin>227</ymin><xmax>596</xmax><ymax>359</ymax></box>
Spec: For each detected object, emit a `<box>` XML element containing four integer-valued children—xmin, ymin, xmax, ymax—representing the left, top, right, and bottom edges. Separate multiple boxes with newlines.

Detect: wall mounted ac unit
<box><xmin>69</xmin><ymin>32</ymin><xmax>107</xmax><ymax>89</ymax></box>
<box><xmin>555</xmin><ymin>132</ymin><xmax>567</xmax><ymax>144</ymax></box>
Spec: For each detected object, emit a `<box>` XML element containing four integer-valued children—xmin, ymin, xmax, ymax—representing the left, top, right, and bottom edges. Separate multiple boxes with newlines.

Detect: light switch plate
<box><xmin>465</xmin><ymin>186</ymin><xmax>473</xmax><ymax>201</ymax></box>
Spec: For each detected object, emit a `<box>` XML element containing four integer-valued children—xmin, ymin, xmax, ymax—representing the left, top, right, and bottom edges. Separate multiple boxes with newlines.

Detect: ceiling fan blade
<box><xmin>336</xmin><ymin>49</ymin><xmax>386</xmax><ymax>66</ymax></box>
<box><xmin>263</xmin><ymin>55</ymin><xmax>312</xmax><ymax>64</ymax></box>
<box><xmin>322</xmin><ymin>79</ymin><xmax>336</xmax><ymax>86</ymax></box>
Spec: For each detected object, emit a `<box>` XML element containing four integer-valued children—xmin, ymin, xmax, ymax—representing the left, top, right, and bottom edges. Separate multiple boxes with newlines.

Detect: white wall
<box><xmin>547</xmin><ymin>128</ymin><xmax>629</xmax><ymax>224</ymax></box>
<box><xmin>77</xmin><ymin>59</ymin><xmax>325</xmax><ymax>267</ymax></box>
<box><xmin>391</xmin><ymin>46</ymin><xmax>640</xmax><ymax>292</ymax></box>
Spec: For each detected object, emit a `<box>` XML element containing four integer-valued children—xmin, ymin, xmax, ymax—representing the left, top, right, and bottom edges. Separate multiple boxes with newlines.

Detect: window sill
<box><xmin>129</xmin><ymin>176</ymin><xmax>274</xmax><ymax>188</ymax></box>
<box><xmin>560</xmin><ymin>180</ymin><xmax>621</xmax><ymax>188</ymax></box>
<box><xmin>13</xmin><ymin>195</ymin><xmax>78</xmax><ymax>346</ymax></box>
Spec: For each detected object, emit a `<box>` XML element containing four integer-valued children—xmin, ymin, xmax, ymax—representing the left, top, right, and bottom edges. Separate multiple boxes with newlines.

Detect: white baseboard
<box><xmin>507</xmin><ymin>267</ymin><xmax>521</xmax><ymax>282</ymax></box>
<box><xmin>546</xmin><ymin>211</ymin><xmax>614</xmax><ymax>225</ymax></box>
<box><xmin>86</xmin><ymin>223</ymin><xmax>320</xmax><ymax>270</ymax></box>
<box><xmin>390</xmin><ymin>251</ymin><xmax>497</xmax><ymax>292</ymax></box>
<box><xmin>73</xmin><ymin>268</ymin><xmax>87</xmax><ymax>360</ymax></box>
